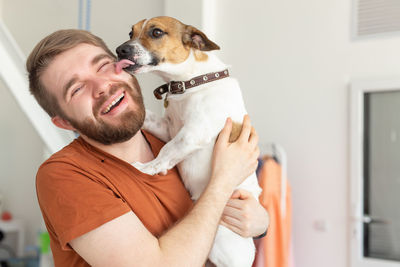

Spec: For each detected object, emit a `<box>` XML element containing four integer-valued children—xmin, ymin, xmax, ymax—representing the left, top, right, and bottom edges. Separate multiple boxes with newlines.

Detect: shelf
<box><xmin>0</xmin><ymin>219</ymin><xmax>23</xmax><ymax>232</ymax></box>
<box><xmin>0</xmin><ymin>218</ymin><xmax>25</xmax><ymax>257</ymax></box>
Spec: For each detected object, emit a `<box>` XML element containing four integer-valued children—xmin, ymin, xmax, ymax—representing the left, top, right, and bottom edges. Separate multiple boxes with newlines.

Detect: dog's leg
<box><xmin>142</xmin><ymin>109</ymin><xmax>171</xmax><ymax>142</ymax></box>
<box><xmin>133</xmin><ymin>119</ymin><xmax>211</xmax><ymax>175</ymax></box>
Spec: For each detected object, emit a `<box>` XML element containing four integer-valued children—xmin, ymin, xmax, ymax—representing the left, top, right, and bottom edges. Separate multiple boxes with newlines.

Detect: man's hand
<box><xmin>210</xmin><ymin>115</ymin><xmax>259</xmax><ymax>191</ymax></box>
<box><xmin>221</xmin><ymin>189</ymin><xmax>269</xmax><ymax>238</ymax></box>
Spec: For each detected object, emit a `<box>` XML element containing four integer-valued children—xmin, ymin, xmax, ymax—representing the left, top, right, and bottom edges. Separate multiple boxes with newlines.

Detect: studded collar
<box><xmin>153</xmin><ymin>69</ymin><xmax>230</xmax><ymax>100</ymax></box>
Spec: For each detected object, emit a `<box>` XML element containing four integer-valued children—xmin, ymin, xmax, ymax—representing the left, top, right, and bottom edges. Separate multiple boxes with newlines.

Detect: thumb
<box><xmin>230</xmin><ymin>189</ymin><xmax>251</xmax><ymax>200</ymax></box>
<box><xmin>230</xmin><ymin>189</ymin><xmax>242</xmax><ymax>199</ymax></box>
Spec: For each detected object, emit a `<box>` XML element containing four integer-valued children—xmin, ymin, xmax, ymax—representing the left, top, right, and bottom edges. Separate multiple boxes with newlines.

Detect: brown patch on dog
<box><xmin>131</xmin><ymin>19</ymin><xmax>146</xmax><ymax>38</ymax></box>
<box><xmin>193</xmin><ymin>50</ymin><xmax>208</xmax><ymax>61</ymax></box>
<box><xmin>134</xmin><ymin>17</ymin><xmax>191</xmax><ymax>64</ymax></box>
<box><xmin>229</xmin><ymin>121</ymin><xmax>242</xmax><ymax>143</ymax></box>
<box><xmin>130</xmin><ymin>16</ymin><xmax>219</xmax><ymax>65</ymax></box>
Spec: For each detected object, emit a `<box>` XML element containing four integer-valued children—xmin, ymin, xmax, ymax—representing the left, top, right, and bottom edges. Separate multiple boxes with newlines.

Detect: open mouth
<box><xmin>101</xmin><ymin>93</ymin><xmax>125</xmax><ymax>115</ymax></box>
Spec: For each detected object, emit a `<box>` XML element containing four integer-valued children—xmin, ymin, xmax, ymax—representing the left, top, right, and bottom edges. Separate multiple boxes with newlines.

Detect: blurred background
<box><xmin>1</xmin><ymin>0</ymin><xmax>400</xmax><ymax>267</ymax></box>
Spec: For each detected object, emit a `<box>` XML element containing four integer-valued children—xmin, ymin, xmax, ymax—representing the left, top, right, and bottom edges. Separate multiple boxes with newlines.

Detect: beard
<box><xmin>65</xmin><ymin>77</ymin><xmax>145</xmax><ymax>145</ymax></box>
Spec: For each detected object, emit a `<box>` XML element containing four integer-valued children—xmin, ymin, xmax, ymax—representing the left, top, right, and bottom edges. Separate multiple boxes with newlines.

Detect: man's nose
<box><xmin>92</xmin><ymin>78</ymin><xmax>109</xmax><ymax>98</ymax></box>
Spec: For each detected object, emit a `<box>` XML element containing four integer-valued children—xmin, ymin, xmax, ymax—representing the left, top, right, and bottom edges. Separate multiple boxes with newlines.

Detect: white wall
<box><xmin>164</xmin><ymin>0</ymin><xmax>203</xmax><ymax>27</ymax></box>
<box><xmin>209</xmin><ymin>1</ymin><xmax>400</xmax><ymax>267</ymax></box>
<box><xmin>0</xmin><ymin>77</ymin><xmax>44</xmax><ymax>249</ymax></box>
<box><xmin>3</xmin><ymin>0</ymin><xmax>78</xmax><ymax>55</ymax></box>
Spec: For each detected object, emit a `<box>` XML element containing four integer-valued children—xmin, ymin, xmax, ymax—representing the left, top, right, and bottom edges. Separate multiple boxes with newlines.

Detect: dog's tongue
<box><xmin>115</xmin><ymin>59</ymin><xmax>135</xmax><ymax>73</ymax></box>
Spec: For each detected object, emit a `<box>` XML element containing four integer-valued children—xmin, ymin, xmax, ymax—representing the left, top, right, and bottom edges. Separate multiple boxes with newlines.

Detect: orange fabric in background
<box><xmin>253</xmin><ymin>157</ymin><xmax>292</xmax><ymax>267</ymax></box>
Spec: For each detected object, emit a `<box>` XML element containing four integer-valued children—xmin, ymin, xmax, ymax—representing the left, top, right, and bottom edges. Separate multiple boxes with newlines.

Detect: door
<box><xmin>350</xmin><ymin>81</ymin><xmax>400</xmax><ymax>267</ymax></box>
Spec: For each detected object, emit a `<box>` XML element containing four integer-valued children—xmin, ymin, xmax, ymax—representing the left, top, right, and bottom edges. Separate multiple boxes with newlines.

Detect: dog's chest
<box><xmin>163</xmin><ymin>79</ymin><xmax>247</xmax><ymax>138</ymax></box>
<box><xmin>163</xmin><ymin>97</ymin><xmax>195</xmax><ymax>137</ymax></box>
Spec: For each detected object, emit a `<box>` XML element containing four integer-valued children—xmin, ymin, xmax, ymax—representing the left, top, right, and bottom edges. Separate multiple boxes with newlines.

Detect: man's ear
<box><xmin>182</xmin><ymin>25</ymin><xmax>220</xmax><ymax>51</ymax></box>
<box><xmin>51</xmin><ymin>116</ymin><xmax>75</xmax><ymax>131</ymax></box>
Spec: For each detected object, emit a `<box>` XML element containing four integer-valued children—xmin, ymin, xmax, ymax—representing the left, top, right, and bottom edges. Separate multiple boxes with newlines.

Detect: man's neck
<box><xmin>81</xmin><ymin>130</ymin><xmax>155</xmax><ymax>164</ymax></box>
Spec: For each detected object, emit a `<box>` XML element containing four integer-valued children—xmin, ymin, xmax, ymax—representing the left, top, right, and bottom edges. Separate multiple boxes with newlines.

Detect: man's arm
<box><xmin>70</xmin><ymin>115</ymin><xmax>259</xmax><ymax>267</ymax></box>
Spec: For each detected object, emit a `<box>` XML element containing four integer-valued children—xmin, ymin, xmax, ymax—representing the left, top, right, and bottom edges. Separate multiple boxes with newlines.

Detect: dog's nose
<box><xmin>116</xmin><ymin>44</ymin><xmax>133</xmax><ymax>59</ymax></box>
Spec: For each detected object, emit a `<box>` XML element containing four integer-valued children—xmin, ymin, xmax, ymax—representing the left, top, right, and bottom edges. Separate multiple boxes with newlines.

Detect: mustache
<box><xmin>92</xmin><ymin>82</ymin><xmax>133</xmax><ymax>116</ymax></box>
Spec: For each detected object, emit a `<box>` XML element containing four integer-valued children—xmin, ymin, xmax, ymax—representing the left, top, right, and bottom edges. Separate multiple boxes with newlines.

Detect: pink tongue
<box><xmin>115</xmin><ymin>59</ymin><xmax>135</xmax><ymax>74</ymax></box>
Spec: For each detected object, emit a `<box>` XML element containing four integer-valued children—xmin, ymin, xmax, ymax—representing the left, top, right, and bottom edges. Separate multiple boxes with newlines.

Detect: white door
<box><xmin>350</xmin><ymin>81</ymin><xmax>400</xmax><ymax>267</ymax></box>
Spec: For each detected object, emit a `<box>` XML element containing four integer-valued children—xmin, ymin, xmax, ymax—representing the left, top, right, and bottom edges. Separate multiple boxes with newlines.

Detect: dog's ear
<box><xmin>182</xmin><ymin>25</ymin><xmax>220</xmax><ymax>51</ymax></box>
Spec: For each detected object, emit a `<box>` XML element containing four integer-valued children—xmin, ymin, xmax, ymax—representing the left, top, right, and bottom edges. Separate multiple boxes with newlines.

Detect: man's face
<box><xmin>41</xmin><ymin>43</ymin><xmax>145</xmax><ymax>145</ymax></box>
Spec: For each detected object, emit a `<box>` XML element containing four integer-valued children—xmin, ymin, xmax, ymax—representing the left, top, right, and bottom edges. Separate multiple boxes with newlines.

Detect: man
<box><xmin>27</xmin><ymin>29</ymin><xmax>268</xmax><ymax>266</ymax></box>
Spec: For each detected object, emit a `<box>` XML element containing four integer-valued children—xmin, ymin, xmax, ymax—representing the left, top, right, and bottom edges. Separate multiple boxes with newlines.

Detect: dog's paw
<box><xmin>132</xmin><ymin>161</ymin><xmax>169</xmax><ymax>176</ymax></box>
<box><xmin>132</xmin><ymin>162</ymin><xmax>157</xmax><ymax>175</ymax></box>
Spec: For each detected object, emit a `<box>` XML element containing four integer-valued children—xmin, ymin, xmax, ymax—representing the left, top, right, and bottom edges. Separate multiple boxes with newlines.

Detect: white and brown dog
<box><xmin>116</xmin><ymin>16</ymin><xmax>262</xmax><ymax>267</ymax></box>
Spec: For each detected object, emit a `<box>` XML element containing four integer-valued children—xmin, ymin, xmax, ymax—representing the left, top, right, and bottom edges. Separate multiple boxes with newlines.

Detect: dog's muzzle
<box><xmin>116</xmin><ymin>43</ymin><xmax>133</xmax><ymax>60</ymax></box>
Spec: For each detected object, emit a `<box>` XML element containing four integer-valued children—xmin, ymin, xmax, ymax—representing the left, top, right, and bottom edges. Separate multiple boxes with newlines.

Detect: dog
<box><xmin>115</xmin><ymin>16</ymin><xmax>262</xmax><ymax>267</ymax></box>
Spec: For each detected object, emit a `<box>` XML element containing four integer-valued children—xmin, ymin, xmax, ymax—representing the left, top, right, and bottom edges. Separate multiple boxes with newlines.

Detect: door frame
<box><xmin>350</xmin><ymin>79</ymin><xmax>400</xmax><ymax>267</ymax></box>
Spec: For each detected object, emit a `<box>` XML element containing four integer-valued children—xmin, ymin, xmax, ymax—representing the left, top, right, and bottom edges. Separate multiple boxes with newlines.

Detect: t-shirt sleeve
<box><xmin>36</xmin><ymin>160</ymin><xmax>131</xmax><ymax>250</ymax></box>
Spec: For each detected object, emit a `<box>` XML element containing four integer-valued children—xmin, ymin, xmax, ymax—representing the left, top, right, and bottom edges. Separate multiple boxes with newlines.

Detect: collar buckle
<box><xmin>176</xmin><ymin>81</ymin><xmax>186</xmax><ymax>94</ymax></box>
<box><xmin>168</xmin><ymin>82</ymin><xmax>172</xmax><ymax>93</ymax></box>
<box><xmin>168</xmin><ymin>81</ymin><xmax>186</xmax><ymax>94</ymax></box>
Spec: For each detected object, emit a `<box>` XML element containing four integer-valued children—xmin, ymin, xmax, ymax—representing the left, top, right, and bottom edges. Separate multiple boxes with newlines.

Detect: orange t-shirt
<box><xmin>36</xmin><ymin>131</ymin><xmax>193</xmax><ymax>267</ymax></box>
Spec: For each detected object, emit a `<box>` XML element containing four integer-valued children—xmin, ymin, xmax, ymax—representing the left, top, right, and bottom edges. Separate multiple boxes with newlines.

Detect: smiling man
<box><xmin>42</xmin><ymin>44</ymin><xmax>145</xmax><ymax>148</ymax></box>
<box><xmin>27</xmin><ymin>29</ymin><xmax>268</xmax><ymax>267</ymax></box>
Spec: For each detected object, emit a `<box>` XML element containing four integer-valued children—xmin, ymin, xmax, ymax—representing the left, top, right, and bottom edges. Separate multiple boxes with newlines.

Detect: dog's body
<box><xmin>116</xmin><ymin>16</ymin><xmax>262</xmax><ymax>267</ymax></box>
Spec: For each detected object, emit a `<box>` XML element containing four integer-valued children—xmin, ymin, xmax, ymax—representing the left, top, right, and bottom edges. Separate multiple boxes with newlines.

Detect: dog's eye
<box><xmin>151</xmin><ymin>28</ymin><xmax>164</xmax><ymax>38</ymax></box>
<box><xmin>129</xmin><ymin>30</ymin><xmax>133</xmax><ymax>39</ymax></box>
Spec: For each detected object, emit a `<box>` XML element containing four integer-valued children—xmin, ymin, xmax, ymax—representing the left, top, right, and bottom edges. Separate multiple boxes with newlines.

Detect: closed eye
<box><xmin>71</xmin><ymin>86</ymin><xmax>82</xmax><ymax>97</ymax></box>
<box><xmin>98</xmin><ymin>61</ymin><xmax>113</xmax><ymax>72</ymax></box>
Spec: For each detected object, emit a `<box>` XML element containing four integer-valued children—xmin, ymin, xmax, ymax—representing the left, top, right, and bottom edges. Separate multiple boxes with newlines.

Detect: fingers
<box><xmin>221</xmin><ymin>214</ymin><xmax>251</xmax><ymax>238</ymax></box>
<box><xmin>221</xmin><ymin>214</ymin><xmax>242</xmax><ymax>229</ymax></box>
<box><xmin>249</xmin><ymin>126</ymin><xmax>259</xmax><ymax>147</ymax></box>
<box><xmin>252</xmin><ymin>146</ymin><xmax>261</xmax><ymax>163</ymax></box>
<box><xmin>251</xmin><ymin>157</ymin><xmax>259</xmax><ymax>174</ymax></box>
<box><xmin>216</xmin><ymin>117</ymin><xmax>233</xmax><ymax>146</ymax></box>
<box><xmin>238</xmin><ymin>116</ymin><xmax>259</xmax><ymax>156</ymax></box>
<box><xmin>238</xmin><ymin>115</ymin><xmax>252</xmax><ymax>143</ymax></box>
<box><xmin>223</xmin><ymin>205</ymin><xmax>242</xmax><ymax>217</ymax></box>
<box><xmin>225</xmin><ymin>200</ymin><xmax>243</xmax><ymax>210</ymax></box>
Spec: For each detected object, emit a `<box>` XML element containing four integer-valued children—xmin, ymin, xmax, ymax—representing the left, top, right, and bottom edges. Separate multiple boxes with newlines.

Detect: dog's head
<box><xmin>116</xmin><ymin>16</ymin><xmax>220</xmax><ymax>74</ymax></box>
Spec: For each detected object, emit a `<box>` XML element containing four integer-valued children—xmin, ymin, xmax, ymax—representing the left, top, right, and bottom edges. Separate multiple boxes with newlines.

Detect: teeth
<box><xmin>103</xmin><ymin>93</ymin><xmax>124</xmax><ymax>114</ymax></box>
